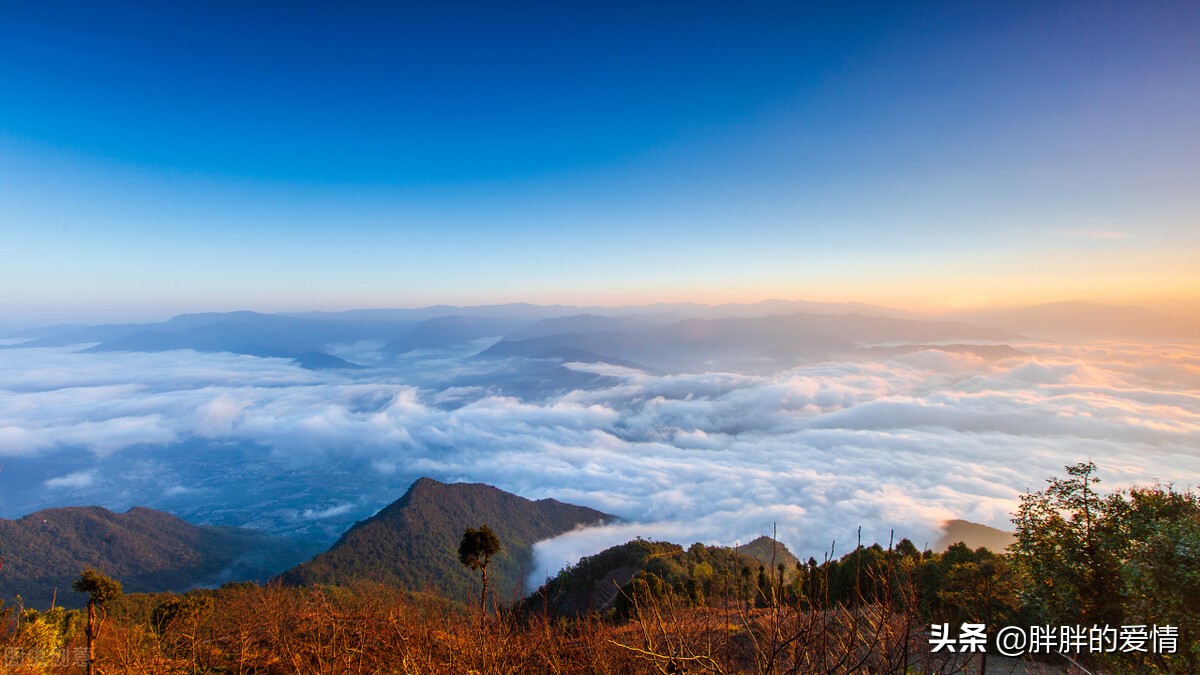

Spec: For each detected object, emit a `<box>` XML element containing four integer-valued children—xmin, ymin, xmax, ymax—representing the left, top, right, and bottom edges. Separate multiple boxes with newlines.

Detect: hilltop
<box><xmin>0</xmin><ymin>506</ymin><xmax>319</xmax><ymax>609</ymax></box>
<box><xmin>278</xmin><ymin>478</ymin><xmax>613</xmax><ymax>604</ymax></box>
<box><xmin>526</xmin><ymin>536</ymin><xmax>800</xmax><ymax>619</ymax></box>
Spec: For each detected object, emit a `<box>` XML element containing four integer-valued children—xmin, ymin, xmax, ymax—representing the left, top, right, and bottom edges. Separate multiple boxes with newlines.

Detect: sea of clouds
<box><xmin>1</xmin><ymin>339</ymin><xmax>1197</xmax><ymax>584</ymax></box>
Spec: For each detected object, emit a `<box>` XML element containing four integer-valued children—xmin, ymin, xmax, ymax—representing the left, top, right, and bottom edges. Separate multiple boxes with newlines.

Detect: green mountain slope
<box><xmin>527</xmin><ymin>537</ymin><xmax>799</xmax><ymax>618</ymax></box>
<box><xmin>0</xmin><ymin>506</ymin><xmax>320</xmax><ymax>609</ymax></box>
<box><xmin>278</xmin><ymin>478</ymin><xmax>613</xmax><ymax>604</ymax></box>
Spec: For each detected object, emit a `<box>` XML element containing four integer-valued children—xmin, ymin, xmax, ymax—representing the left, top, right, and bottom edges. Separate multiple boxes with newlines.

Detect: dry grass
<box><xmin>1</xmin><ymin>578</ymin><xmax>1062</xmax><ymax>674</ymax></box>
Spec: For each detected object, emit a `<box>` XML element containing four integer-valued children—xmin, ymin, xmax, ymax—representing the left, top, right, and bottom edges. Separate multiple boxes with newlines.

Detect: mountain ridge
<box><xmin>956</xmin><ymin>300</ymin><xmax>1200</xmax><ymax>339</ymax></box>
<box><xmin>279</xmin><ymin>477</ymin><xmax>613</xmax><ymax>605</ymax></box>
<box><xmin>0</xmin><ymin>505</ymin><xmax>321</xmax><ymax>609</ymax></box>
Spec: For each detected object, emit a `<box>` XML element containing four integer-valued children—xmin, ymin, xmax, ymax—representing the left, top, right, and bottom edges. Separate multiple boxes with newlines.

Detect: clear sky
<box><xmin>2</xmin><ymin>1</ymin><xmax>1198</xmax><ymax>322</ymax></box>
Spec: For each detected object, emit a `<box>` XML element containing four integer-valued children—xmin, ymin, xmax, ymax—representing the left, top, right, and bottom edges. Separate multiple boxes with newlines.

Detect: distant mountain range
<box><xmin>283</xmin><ymin>299</ymin><xmax>918</xmax><ymax>322</ymax></box>
<box><xmin>5</xmin><ymin>300</ymin><xmax>1192</xmax><ymax>377</ymax></box>
<box><xmin>479</xmin><ymin>312</ymin><xmax>1016</xmax><ymax>372</ymax></box>
<box><xmin>383</xmin><ymin>315</ymin><xmax>532</xmax><ymax>353</ymax></box>
<box><xmin>0</xmin><ymin>506</ymin><xmax>321</xmax><ymax>609</ymax></box>
<box><xmin>957</xmin><ymin>301</ymin><xmax>1200</xmax><ymax>340</ymax></box>
<box><xmin>1</xmin><ymin>312</ymin><xmax>397</xmax><ymax>369</ymax></box>
<box><xmin>278</xmin><ymin>478</ymin><xmax>613</xmax><ymax>605</ymax></box>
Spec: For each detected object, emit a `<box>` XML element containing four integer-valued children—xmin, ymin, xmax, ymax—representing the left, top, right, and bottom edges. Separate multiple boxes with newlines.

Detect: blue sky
<box><xmin>2</xmin><ymin>1</ymin><xmax>1198</xmax><ymax>322</ymax></box>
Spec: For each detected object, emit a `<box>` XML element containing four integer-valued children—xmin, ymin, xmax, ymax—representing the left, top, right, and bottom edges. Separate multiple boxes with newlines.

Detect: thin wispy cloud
<box><xmin>45</xmin><ymin>469</ymin><xmax>97</xmax><ymax>489</ymax></box>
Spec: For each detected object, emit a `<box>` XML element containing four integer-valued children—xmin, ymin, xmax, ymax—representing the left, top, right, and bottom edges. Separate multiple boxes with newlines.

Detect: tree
<box><xmin>894</xmin><ymin>538</ymin><xmax>921</xmax><ymax>561</ymax></box>
<box><xmin>72</xmin><ymin>568</ymin><xmax>122</xmax><ymax>675</ymax></box>
<box><xmin>939</xmin><ymin>552</ymin><xmax>1024</xmax><ymax>675</ymax></box>
<box><xmin>153</xmin><ymin>592</ymin><xmax>215</xmax><ymax>670</ymax></box>
<box><xmin>1012</xmin><ymin>462</ymin><xmax>1124</xmax><ymax>625</ymax></box>
<box><xmin>458</xmin><ymin>525</ymin><xmax>501</xmax><ymax>618</ymax></box>
<box><xmin>1013</xmin><ymin>464</ymin><xmax>1200</xmax><ymax>672</ymax></box>
<box><xmin>1115</xmin><ymin>484</ymin><xmax>1200</xmax><ymax>672</ymax></box>
<box><xmin>755</xmin><ymin>565</ymin><xmax>770</xmax><ymax>608</ymax></box>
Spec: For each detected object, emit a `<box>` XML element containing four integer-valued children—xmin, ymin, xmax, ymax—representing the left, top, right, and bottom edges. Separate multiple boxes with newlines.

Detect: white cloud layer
<box><xmin>2</xmin><ymin>341</ymin><xmax>1198</xmax><ymax>581</ymax></box>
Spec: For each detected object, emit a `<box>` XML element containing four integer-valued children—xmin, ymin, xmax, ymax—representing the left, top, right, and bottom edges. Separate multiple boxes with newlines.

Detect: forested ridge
<box><xmin>0</xmin><ymin>506</ymin><xmax>320</xmax><ymax>610</ymax></box>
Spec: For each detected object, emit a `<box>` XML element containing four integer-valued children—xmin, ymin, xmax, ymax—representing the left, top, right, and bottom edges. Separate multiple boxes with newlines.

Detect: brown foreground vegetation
<box><xmin>2</xmin><ymin>578</ymin><xmax>1005</xmax><ymax>674</ymax></box>
<box><xmin>2</xmin><ymin>464</ymin><xmax>1194</xmax><ymax>673</ymax></box>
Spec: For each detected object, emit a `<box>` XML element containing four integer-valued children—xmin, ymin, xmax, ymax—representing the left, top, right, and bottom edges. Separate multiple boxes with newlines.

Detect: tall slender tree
<box><xmin>458</xmin><ymin>525</ymin><xmax>501</xmax><ymax>619</ymax></box>
<box><xmin>1012</xmin><ymin>461</ymin><xmax>1123</xmax><ymax>625</ymax></box>
<box><xmin>72</xmin><ymin>568</ymin><xmax>122</xmax><ymax>675</ymax></box>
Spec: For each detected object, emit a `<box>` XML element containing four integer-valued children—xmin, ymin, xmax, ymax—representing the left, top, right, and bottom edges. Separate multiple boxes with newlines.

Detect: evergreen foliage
<box><xmin>72</xmin><ymin>569</ymin><xmax>123</xmax><ymax>606</ymax></box>
<box><xmin>458</xmin><ymin>525</ymin><xmax>502</xmax><ymax>572</ymax></box>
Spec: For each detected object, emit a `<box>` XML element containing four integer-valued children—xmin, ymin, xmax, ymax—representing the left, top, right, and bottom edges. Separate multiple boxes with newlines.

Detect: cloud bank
<box><xmin>1</xmin><ymin>340</ymin><xmax>1197</xmax><ymax>583</ymax></box>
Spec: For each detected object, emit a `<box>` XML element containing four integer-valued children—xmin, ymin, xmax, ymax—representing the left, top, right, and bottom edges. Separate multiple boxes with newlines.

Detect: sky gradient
<box><xmin>3</xmin><ymin>1</ymin><xmax>1198</xmax><ymax>322</ymax></box>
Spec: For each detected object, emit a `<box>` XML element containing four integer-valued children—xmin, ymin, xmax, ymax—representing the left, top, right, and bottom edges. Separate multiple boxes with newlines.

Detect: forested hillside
<box><xmin>278</xmin><ymin>478</ymin><xmax>613</xmax><ymax>604</ymax></box>
<box><xmin>0</xmin><ymin>506</ymin><xmax>319</xmax><ymax>609</ymax></box>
